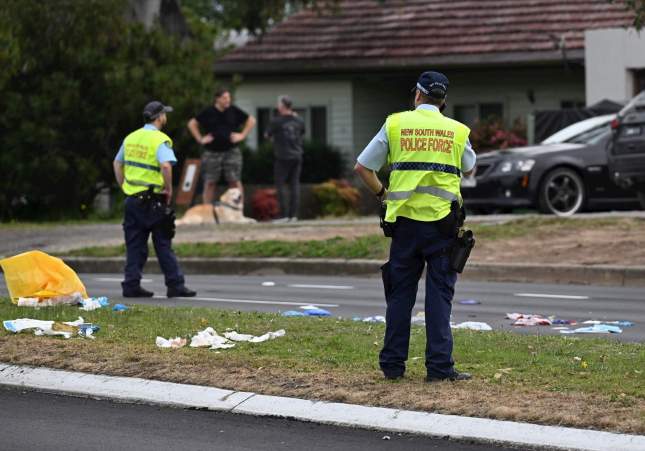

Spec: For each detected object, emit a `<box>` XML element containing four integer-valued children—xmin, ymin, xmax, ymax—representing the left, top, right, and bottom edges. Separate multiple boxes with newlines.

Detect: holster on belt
<box><xmin>450</xmin><ymin>229</ymin><xmax>475</xmax><ymax>273</ymax></box>
<box><xmin>436</xmin><ymin>200</ymin><xmax>475</xmax><ymax>273</ymax></box>
<box><xmin>379</xmin><ymin>202</ymin><xmax>394</xmax><ymax>238</ymax></box>
<box><xmin>160</xmin><ymin>205</ymin><xmax>176</xmax><ymax>240</ymax></box>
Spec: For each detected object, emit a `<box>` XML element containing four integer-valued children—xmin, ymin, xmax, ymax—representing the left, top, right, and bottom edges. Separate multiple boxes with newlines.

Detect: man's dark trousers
<box><xmin>274</xmin><ymin>157</ymin><xmax>302</xmax><ymax>218</ymax></box>
<box><xmin>379</xmin><ymin>217</ymin><xmax>457</xmax><ymax>379</ymax></box>
<box><xmin>122</xmin><ymin>196</ymin><xmax>185</xmax><ymax>291</ymax></box>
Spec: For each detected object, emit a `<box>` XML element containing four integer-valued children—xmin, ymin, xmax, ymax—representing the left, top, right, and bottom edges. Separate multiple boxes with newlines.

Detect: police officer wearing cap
<box><xmin>113</xmin><ymin>101</ymin><xmax>196</xmax><ymax>298</ymax></box>
<box><xmin>354</xmin><ymin>71</ymin><xmax>476</xmax><ymax>382</ymax></box>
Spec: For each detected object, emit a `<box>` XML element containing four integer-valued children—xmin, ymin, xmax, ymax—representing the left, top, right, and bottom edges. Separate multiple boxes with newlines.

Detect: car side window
<box><xmin>566</xmin><ymin>125</ymin><xmax>611</xmax><ymax>145</ymax></box>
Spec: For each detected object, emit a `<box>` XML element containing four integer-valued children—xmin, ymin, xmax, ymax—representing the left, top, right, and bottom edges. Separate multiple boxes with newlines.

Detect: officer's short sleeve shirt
<box><xmin>356</xmin><ymin>104</ymin><xmax>476</xmax><ymax>172</ymax></box>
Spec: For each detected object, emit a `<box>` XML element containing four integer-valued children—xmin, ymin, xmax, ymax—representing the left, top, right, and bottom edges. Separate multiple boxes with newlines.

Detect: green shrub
<box><xmin>311</xmin><ymin>179</ymin><xmax>361</xmax><ymax>217</ymax></box>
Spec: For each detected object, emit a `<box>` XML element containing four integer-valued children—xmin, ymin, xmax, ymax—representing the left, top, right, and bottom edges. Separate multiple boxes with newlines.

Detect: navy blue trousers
<box><xmin>379</xmin><ymin>217</ymin><xmax>457</xmax><ymax>378</ymax></box>
<box><xmin>122</xmin><ymin>196</ymin><xmax>185</xmax><ymax>291</ymax></box>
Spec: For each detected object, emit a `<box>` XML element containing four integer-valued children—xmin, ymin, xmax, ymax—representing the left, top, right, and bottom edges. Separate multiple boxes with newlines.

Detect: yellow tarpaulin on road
<box><xmin>0</xmin><ymin>250</ymin><xmax>88</xmax><ymax>303</ymax></box>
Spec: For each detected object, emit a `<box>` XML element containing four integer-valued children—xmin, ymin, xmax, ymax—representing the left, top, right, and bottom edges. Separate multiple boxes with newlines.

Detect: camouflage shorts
<box><xmin>201</xmin><ymin>148</ymin><xmax>242</xmax><ymax>183</ymax></box>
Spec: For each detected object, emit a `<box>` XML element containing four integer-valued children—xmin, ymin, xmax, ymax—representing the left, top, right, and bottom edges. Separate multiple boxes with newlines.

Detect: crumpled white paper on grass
<box><xmin>224</xmin><ymin>329</ymin><xmax>286</xmax><ymax>343</ymax></box>
<box><xmin>3</xmin><ymin>316</ymin><xmax>85</xmax><ymax>339</ymax></box>
<box><xmin>451</xmin><ymin>321</ymin><xmax>493</xmax><ymax>331</ymax></box>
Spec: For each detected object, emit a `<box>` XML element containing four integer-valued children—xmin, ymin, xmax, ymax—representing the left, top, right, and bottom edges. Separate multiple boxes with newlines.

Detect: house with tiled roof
<box><xmin>214</xmin><ymin>0</ymin><xmax>636</xmax><ymax>159</ymax></box>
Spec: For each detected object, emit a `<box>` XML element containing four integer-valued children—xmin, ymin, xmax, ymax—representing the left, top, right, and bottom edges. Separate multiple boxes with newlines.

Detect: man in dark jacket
<box><xmin>266</xmin><ymin>95</ymin><xmax>305</xmax><ymax>222</ymax></box>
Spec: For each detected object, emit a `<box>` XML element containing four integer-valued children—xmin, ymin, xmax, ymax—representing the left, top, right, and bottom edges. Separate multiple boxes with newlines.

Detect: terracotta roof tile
<box><xmin>217</xmin><ymin>0</ymin><xmax>633</xmax><ymax>69</ymax></box>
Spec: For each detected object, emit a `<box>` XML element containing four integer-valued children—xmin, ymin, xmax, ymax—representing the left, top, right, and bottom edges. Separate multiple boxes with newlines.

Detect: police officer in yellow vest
<box><xmin>113</xmin><ymin>101</ymin><xmax>196</xmax><ymax>298</ymax></box>
<box><xmin>355</xmin><ymin>72</ymin><xmax>476</xmax><ymax>382</ymax></box>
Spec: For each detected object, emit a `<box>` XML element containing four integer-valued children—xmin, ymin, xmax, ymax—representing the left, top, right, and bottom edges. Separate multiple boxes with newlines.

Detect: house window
<box><xmin>310</xmin><ymin>106</ymin><xmax>327</xmax><ymax>145</ymax></box>
<box><xmin>454</xmin><ymin>105</ymin><xmax>477</xmax><ymax>127</ymax></box>
<box><xmin>256</xmin><ymin>107</ymin><xmax>274</xmax><ymax>147</ymax></box>
<box><xmin>256</xmin><ymin>106</ymin><xmax>326</xmax><ymax>147</ymax></box>
<box><xmin>480</xmin><ymin>103</ymin><xmax>504</xmax><ymax>121</ymax></box>
<box><xmin>560</xmin><ymin>100</ymin><xmax>585</xmax><ymax>109</ymax></box>
<box><xmin>634</xmin><ymin>69</ymin><xmax>645</xmax><ymax>95</ymax></box>
<box><xmin>454</xmin><ymin>103</ymin><xmax>503</xmax><ymax>126</ymax></box>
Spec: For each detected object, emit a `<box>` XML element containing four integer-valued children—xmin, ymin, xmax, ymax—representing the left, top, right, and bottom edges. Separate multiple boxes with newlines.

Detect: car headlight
<box><xmin>499</xmin><ymin>159</ymin><xmax>535</xmax><ymax>173</ymax></box>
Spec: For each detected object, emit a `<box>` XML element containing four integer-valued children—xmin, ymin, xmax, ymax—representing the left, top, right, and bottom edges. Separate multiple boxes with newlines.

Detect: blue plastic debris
<box><xmin>78</xmin><ymin>324</ymin><xmax>100</xmax><ymax>337</ymax></box>
<box><xmin>112</xmin><ymin>304</ymin><xmax>128</xmax><ymax>312</ymax></box>
<box><xmin>302</xmin><ymin>308</ymin><xmax>331</xmax><ymax>317</ymax></box>
<box><xmin>561</xmin><ymin>324</ymin><xmax>623</xmax><ymax>334</ymax></box>
<box><xmin>458</xmin><ymin>299</ymin><xmax>481</xmax><ymax>305</ymax></box>
<box><xmin>282</xmin><ymin>310</ymin><xmax>306</xmax><ymax>317</ymax></box>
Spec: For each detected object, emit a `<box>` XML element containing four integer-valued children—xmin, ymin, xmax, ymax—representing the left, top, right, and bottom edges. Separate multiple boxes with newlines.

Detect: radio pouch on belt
<box><xmin>450</xmin><ymin>229</ymin><xmax>475</xmax><ymax>273</ymax></box>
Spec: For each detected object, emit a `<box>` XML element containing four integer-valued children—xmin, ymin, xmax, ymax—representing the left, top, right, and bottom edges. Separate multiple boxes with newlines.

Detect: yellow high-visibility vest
<box><xmin>384</xmin><ymin>108</ymin><xmax>469</xmax><ymax>222</ymax></box>
<box><xmin>121</xmin><ymin>128</ymin><xmax>172</xmax><ymax>196</ymax></box>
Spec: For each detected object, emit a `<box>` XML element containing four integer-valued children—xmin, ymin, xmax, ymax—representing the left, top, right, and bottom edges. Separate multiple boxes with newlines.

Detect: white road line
<box><xmin>288</xmin><ymin>284</ymin><xmax>354</xmax><ymax>290</ymax></box>
<box><xmin>95</xmin><ymin>277</ymin><xmax>152</xmax><ymax>283</ymax></box>
<box><xmin>153</xmin><ymin>295</ymin><xmax>338</xmax><ymax>308</ymax></box>
<box><xmin>514</xmin><ymin>293</ymin><xmax>590</xmax><ymax>300</ymax></box>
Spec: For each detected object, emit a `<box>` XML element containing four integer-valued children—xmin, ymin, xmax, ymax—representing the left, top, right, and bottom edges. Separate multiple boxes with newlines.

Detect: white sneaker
<box><xmin>288</xmin><ymin>217</ymin><xmax>298</xmax><ymax>223</ymax></box>
<box><xmin>272</xmin><ymin>217</ymin><xmax>290</xmax><ymax>224</ymax></box>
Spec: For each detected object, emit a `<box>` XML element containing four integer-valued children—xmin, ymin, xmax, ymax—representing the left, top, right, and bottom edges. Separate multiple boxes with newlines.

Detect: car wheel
<box><xmin>538</xmin><ymin>168</ymin><xmax>586</xmax><ymax>216</ymax></box>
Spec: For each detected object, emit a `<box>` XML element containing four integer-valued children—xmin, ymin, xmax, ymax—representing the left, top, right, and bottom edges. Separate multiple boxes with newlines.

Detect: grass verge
<box><xmin>61</xmin><ymin>217</ymin><xmax>645</xmax><ymax>259</ymax></box>
<box><xmin>0</xmin><ymin>299</ymin><xmax>642</xmax><ymax>433</ymax></box>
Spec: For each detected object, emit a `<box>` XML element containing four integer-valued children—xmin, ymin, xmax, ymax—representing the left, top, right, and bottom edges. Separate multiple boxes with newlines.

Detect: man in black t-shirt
<box><xmin>266</xmin><ymin>95</ymin><xmax>305</xmax><ymax>222</ymax></box>
<box><xmin>187</xmin><ymin>88</ymin><xmax>256</xmax><ymax>204</ymax></box>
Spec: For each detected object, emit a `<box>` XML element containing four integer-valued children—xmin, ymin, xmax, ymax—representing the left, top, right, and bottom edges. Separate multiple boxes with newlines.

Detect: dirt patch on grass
<box><xmin>471</xmin><ymin>218</ymin><xmax>645</xmax><ymax>266</ymax></box>
<box><xmin>1</xmin><ymin>336</ymin><xmax>642</xmax><ymax>434</ymax></box>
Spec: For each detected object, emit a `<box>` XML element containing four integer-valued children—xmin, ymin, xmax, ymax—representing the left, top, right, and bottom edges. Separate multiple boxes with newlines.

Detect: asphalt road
<box><xmin>0</xmin><ymin>388</ymin><xmax>516</xmax><ymax>451</ymax></box>
<box><xmin>2</xmin><ymin>273</ymin><xmax>641</xmax><ymax>342</ymax></box>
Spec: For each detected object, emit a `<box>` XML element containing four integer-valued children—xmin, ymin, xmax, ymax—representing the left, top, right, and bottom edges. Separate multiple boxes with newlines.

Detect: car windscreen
<box><xmin>565</xmin><ymin>124</ymin><xmax>611</xmax><ymax>145</ymax></box>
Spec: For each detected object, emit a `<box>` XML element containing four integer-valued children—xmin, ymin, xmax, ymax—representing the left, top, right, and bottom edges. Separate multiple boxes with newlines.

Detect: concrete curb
<box><xmin>61</xmin><ymin>256</ymin><xmax>645</xmax><ymax>287</ymax></box>
<box><xmin>0</xmin><ymin>364</ymin><xmax>643</xmax><ymax>451</ymax></box>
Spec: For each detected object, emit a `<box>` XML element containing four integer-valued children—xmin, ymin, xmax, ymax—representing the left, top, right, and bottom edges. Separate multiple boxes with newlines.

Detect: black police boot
<box><xmin>122</xmin><ymin>286</ymin><xmax>154</xmax><ymax>298</ymax></box>
<box><xmin>167</xmin><ymin>286</ymin><xmax>197</xmax><ymax>298</ymax></box>
<box><xmin>384</xmin><ymin>374</ymin><xmax>404</xmax><ymax>381</ymax></box>
<box><xmin>426</xmin><ymin>371</ymin><xmax>472</xmax><ymax>383</ymax></box>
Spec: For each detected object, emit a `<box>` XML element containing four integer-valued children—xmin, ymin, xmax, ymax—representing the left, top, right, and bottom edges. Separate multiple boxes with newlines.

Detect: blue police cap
<box><xmin>414</xmin><ymin>71</ymin><xmax>449</xmax><ymax>99</ymax></box>
<box><xmin>143</xmin><ymin>101</ymin><xmax>173</xmax><ymax>121</ymax></box>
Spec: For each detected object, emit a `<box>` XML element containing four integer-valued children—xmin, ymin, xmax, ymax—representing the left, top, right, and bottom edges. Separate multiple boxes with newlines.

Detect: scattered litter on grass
<box><xmin>551</xmin><ymin>318</ymin><xmax>577</xmax><ymax>325</ymax></box>
<box><xmin>411</xmin><ymin>311</ymin><xmax>425</xmax><ymax>326</ymax></box>
<box><xmin>362</xmin><ymin>316</ymin><xmax>386</xmax><ymax>323</ymax></box>
<box><xmin>451</xmin><ymin>321</ymin><xmax>492</xmax><ymax>331</ymax></box>
<box><xmin>156</xmin><ymin>336</ymin><xmax>187</xmax><ymax>348</ymax></box>
<box><xmin>506</xmin><ymin>313</ymin><xmax>551</xmax><ymax>326</ymax></box>
<box><xmin>261</xmin><ymin>281</ymin><xmax>276</xmax><ymax>287</ymax></box>
<box><xmin>561</xmin><ymin>324</ymin><xmax>623</xmax><ymax>334</ymax></box>
<box><xmin>583</xmin><ymin>320</ymin><xmax>634</xmax><ymax>327</ymax></box>
<box><xmin>112</xmin><ymin>304</ymin><xmax>128</xmax><ymax>312</ymax></box>
<box><xmin>17</xmin><ymin>292</ymin><xmax>84</xmax><ymax>307</ymax></box>
<box><xmin>224</xmin><ymin>329</ymin><xmax>286</xmax><ymax>343</ymax></box>
<box><xmin>3</xmin><ymin>316</ymin><xmax>97</xmax><ymax>339</ymax></box>
<box><xmin>299</xmin><ymin>305</ymin><xmax>331</xmax><ymax>317</ymax></box>
<box><xmin>189</xmin><ymin>327</ymin><xmax>233</xmax><ymax>349</ymax></box>
<box><xmin>79</xmin><ymin>297</ymin><xmax>110</xmax><ymax>311</ymax></box>
<box><xmin>184</xmin><ymin>326</ymin><xmax>285</xmax><ymax>350</ymax></box>
<box><xmin>224</xmin><ymin>331</ymin><xmax>255</xmax><ymax>342</ymax></box>
<box><xmin>458</xmin><ymin>299</ymin><xmax>481</xmax><ymax>305</ymax></box>
<box><xmin>282</xmin><ymin>310</ymin><xmax>306</xmax><ymax>317</ymax></box>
